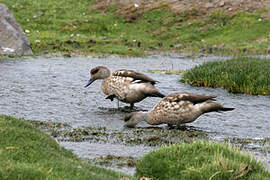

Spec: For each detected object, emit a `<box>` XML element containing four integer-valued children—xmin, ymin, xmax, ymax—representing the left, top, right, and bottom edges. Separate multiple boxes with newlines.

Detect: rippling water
<box><xmin>1</xmin><ymin>54</ymin><xmax>269</xmax><ymax>174</ymax></box>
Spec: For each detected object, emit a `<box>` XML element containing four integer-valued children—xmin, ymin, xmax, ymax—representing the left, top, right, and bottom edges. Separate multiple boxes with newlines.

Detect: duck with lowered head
<box><xmin>124</xmin><ymin>92</ymin><xmax>234</xmax><ymax>127</ymax></box>
<box><xmin>85</xmin><ymin>66</ymin><xmax>165</xmax><ymax>109</ymax></box>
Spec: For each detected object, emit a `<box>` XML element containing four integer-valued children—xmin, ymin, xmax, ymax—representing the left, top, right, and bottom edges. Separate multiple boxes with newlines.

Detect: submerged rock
<box><xmin>0</xmin><ymin>3</ymin><xmax>33</xmax><ymax>56</ymax></box>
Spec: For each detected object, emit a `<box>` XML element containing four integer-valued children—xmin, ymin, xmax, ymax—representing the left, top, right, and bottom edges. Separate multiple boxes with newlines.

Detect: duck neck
<box><xmin>137</xmin><ymin>111</ymin><xmax>152</xmax><ymax>125</ymax></box>
<box><xmin>103</xmin><ymin>68</ymin><xmax>111</xmax><ymax>79</ymax></box>
<box><xmin>101</xmin><ymin>70</ymin><xmax>111</xmax><ymax>94</ymax></box>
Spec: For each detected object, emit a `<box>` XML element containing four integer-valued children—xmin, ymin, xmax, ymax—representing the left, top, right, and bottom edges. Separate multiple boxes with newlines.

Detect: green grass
<box><xmin>0</xmin><ymin>115</ymin><xmax>130</xmax><ymax>179</ymax></box>
<box><xmin>136</xmin><ymin>141</ymin><xmax>270</xmax><ymax>180</ymax></box>
<box><xmin>181</xmin><ymin>57</ymin><xmax>270</xmax><ymax>95</ymax></box>
<box><xmin>1</xmin><ymin>0</ymin><xmax>270</xmax><ymax>56</ymax></box>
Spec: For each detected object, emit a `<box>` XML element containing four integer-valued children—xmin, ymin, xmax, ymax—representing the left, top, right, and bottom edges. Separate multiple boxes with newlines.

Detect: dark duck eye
<box><xmin>91</xmin><ymin>68</ymin><xmax>99</xmax><ymax>75</ymax></box>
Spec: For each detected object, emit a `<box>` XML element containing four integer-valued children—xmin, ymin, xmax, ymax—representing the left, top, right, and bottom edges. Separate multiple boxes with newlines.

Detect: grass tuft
<box><xmin>0</xmin><ymin>115</ymin><xmax>130</xmax><ymax>179</ymax></box>
<box><xmin>135</xmin><ymin>141</ymin><xmax>270</xmax><ymax>180</ymax></box>
<box><xmin>181</xmin><ymin>57</ymin><xmax>270</xmax><ymax>95</ymax></box>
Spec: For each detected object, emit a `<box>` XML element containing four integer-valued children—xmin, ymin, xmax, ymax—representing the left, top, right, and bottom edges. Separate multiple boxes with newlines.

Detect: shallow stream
<box><xmin>1</xmin><ymin>54</ymin><xmax>269</xmax><ymax>175</ymax></box>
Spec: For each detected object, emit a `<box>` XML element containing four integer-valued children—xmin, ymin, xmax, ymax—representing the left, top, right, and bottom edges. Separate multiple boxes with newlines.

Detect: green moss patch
<box><xmin>90</xmin><ymin>155</ymin><xmax>136</xmax><ymax>168</ymax></box>
<box><xmin>136</xmin><ymin>141</ymin><xmax>270</xmax><ymax>180</ymax></box>
<box><xmin>0</xmin><ymin>115</ymin><xmax>130</xmax><ymax>179</ymax></box>
<box><xmin>29</xmin><ymin>120</ymin><xmax>207</xmax><ymax>146</ymax></box>
<box><xmin>181</xmin><ymin>57</ymin><xmax>270</xmax><ymax>95</ymax></box>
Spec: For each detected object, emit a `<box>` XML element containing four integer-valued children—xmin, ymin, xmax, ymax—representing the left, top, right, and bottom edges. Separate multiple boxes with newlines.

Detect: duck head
<box><xmin>124</xmin><ymin>111</ymin><xmax>149</xmax><ymax>128</ymax></box>
<box><xmin>85</xmin><ymin>66</ymin><xmax>111</xmax><ymax>87</ymax></box>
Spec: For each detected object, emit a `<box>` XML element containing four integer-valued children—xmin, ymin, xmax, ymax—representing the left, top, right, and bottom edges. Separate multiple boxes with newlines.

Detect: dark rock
<box><xmin>0</xmin><ymin>3</ymin><xmax>33</xmax><ymax>56</ymax></box>
<box><xmin>88</xmin><ymin>39</ymin><xmax>96</xmax><ymax>44</ymax></box>
<box><xmin>137</xmin><ymin>41</ymin><xmax>141</xmax><ymax>47</ymax></box>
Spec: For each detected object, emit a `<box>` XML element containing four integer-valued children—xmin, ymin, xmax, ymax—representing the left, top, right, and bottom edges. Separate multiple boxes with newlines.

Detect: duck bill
<box><xmin>84</xmin><ymin>79</ymin><xmax>95</xmax><ymax>87</ymax></box>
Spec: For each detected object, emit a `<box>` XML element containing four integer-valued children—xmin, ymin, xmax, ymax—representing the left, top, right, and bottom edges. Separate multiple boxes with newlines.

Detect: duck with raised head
<box><xmin>124</xmin><ymin>92</ymin><xmax>234</xmax><ymax>127</ymax></box>
<box><xmin>85</xmin><ymin>66</ymin><xmax>165</xmax><ymax>109</ymax></box>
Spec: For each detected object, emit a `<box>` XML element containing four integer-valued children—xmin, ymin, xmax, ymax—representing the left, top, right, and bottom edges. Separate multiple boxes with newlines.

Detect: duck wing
<box><xmin>113</xmin><ymin>69</ymin><xmax>158</xmax><ymax>84</ymax></box>
<box><xmin>166</xmin><ymin>92</ymin><xmax>217</xmax><ymax>104</ymax></box>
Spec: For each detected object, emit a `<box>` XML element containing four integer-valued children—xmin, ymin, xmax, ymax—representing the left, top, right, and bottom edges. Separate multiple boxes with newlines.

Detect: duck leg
<box><xmin>167</xmin><ymin>124</ymin><xmax>174</xmax><ymax>128</ymax></box>
<box><xmin>105</xmin><ymin>94</ymin><xmax>121</xmax><ymax>108</ymax></box>
<box><xmin>117</xmin><ymin>100</ymin><xmax>120</xmax><ymax>108</ymax></box>
<box><xmin>130</xmin><ymin>103</ymin><xmax>134</xmax><ymax>110</ymax></box>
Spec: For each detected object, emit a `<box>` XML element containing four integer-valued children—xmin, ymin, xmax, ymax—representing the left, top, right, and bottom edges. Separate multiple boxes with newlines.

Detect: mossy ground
<box><xmin>1</xmin><ymin>0</ymin><xmax>270</xmax><ymax>56</ymax></box>
<box><xmin>0</xmin><ymin>115</ymin><xmax>131</xmax><ymax>179</ymax></box>
<box><xmin>181</xmin><ymin>57</ymin><xmax>270</xmax><ymax>95</ymax></box>
<box><xmin>90</xmin><ymin>155</ymin><xmax>136</xmax><ymax>169</ymax></box>
<box><xmin>136</xmin><ymin>141</ymin><xmax>270</xmax><ymax>180</ymax></box>
<box><xmin>29</xmin><ymin>120</ymin><xmax>207</xmax><ymax>146</ymax></box>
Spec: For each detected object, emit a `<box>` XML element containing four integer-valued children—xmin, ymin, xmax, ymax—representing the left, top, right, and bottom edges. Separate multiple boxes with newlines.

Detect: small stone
<box><xmin>218</xmin><ymin>43</ymin><xmax>225</xmax><ymax>48</ymax></box>
<box><xmin>140</xmin><ymin>177</ymin><xmax>151</xmax><ymax>180</ymax></box>
<box><xmin>120</xmin><ymin>178</ymin><xmax>131</xmax><ymax>180</ymax></box>
<box><xmin>219</xmin><ymin>1</ymin><xmax>225</xmax><ymax>7</ymax></box>
<box><xmin>205</xmin><ymin>3</ymin><xmax>214</xmax><ymax>8</ymax></box>
<box><xmin>1</xmin><ymin>47</ymin><xmax>15</xmax><ymax>53</ymax></box>
<box><xmin>25</xmin><ymin>29</ymin><xmax>30</xmax><ymax>33</ymax></box>
<box><xmin>174</xmin><ymin>44</ymin><xmax>183</xmax><ymax>48</ymax></box>
<box><xmin>35</xmin><ymin>39</ymin><xmax>41</xmax><ymax>43</ymax></box>
<box><xmin>262</xmin><ymin>12</ymin><xmax>270</xmax><ymax>19</ymax></box>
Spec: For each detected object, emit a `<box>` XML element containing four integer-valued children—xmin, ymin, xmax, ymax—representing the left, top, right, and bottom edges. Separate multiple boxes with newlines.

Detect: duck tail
<box><xmin>219</xmin><ymin>107</ymin><xmax>235</xmax><ymax>111</ymax></box>
<box><xmin>148</xmin><ymin>91</ymin><xmax>165</xmax><ymax>98</ymax></box>
<box><xmin>202</xmin><ymin>101</ymin><xmax>234</xmax><ymax>113</ymax></box>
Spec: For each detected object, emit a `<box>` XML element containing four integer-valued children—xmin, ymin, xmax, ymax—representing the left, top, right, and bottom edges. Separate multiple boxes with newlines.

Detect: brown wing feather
<box><xmin>166</xmin><ymin>92</ymin><xmax>217</xmax><ymax>104</ymax></box>
<box><xmin>113</xmin><ymin>69</ymin><xmax>158</xmax><ymax>84</ymax></box>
